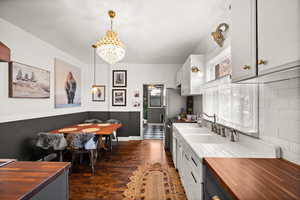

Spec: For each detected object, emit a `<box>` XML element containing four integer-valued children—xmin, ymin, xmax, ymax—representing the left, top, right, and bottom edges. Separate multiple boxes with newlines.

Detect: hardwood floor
<box><xmin>69</xmin><ymin>140</ymin><xmax>175</xmax><ymax>200</ymax></box>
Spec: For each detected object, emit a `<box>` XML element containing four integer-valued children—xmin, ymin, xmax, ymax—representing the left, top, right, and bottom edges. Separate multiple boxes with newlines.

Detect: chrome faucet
<box><xmin>198</xmin><ymin>112</ymin><xmax>217</xmax><ymax>133</ymax></box>
<box><xmin>221</xmin><ymin>127</ymin><xmax>226</xmax><ymax>137</ymax></box>
<box><xmin>229</xmin><ymin>129</ymin><xmax>239</xmax><ymax>142</ymax></box>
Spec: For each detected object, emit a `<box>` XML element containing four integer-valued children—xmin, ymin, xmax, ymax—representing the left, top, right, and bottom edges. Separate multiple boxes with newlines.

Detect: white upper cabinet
<box><xmin>257</xmin><ymin>0</ymin><xmax>300</xmax><ymax>75</ymax></box>
<box><xmin>180</xmin><ymin>55</ymin><xmax>205</xmax><ymax>96</ymax></box>
<box><xmin>231</xmin><ymin>0</ymin><xmax>300</xmax><ymax>82</ymax></box>
<box><xmin>231</xmin><ymin>0</ymin><xmax>257</xmax><ymax>82</ymax></box>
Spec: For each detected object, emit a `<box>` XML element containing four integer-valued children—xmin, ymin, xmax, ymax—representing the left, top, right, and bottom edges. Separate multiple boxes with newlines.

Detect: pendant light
<box><xmin>92</xmin><ymin>10</ymin><xmax>125</xmax><ymax>65</ymax></box>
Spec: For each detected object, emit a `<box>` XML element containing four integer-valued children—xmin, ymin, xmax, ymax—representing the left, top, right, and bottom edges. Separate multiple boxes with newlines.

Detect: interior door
<box><xmin>257</xmin><ymin>0</ymin><xmax>300</xmax><ymax>75</ymax></box>
<box><xmin>231</xmin><ymin>0</ymin><xmax>257</xmax><ymax>82</ymax></box>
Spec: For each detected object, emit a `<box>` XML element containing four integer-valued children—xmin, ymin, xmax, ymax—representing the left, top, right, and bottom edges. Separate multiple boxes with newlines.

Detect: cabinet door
<box><xmin>231</xmin><ymin>0</ymin><xmax>257</xmax><ymax>82</ymax></box>
<box><xmin>181</xmin><ymin>64</ymin><xmax>187</xmax><ymax>95</ymax></box>
<box><xmin>172</xmin><ymin>137</ymin><xmax>177</xmax><ymax>168</ymax></box>
<box><xmin>181</xmin><ymin>59</ymin><xmax>191</xmax><ymax>96</ymax></box>
<box><xmin>257</xmin><ymin>0</ymin><xmax>300</xmax><ymax>75</ymax></box>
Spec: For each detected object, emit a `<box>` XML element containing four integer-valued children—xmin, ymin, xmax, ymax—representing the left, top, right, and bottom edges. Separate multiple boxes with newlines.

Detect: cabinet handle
<box><xmin>258</xmin><ymin>59</ymin><xmax>267</xmax><ymax>65</ymax></box>
<box><xmin>191</xmin><ymin>171</ymin><xmax>197</xmax><ymax>183</ymax></box>
<box><xmin>242</xmin><ymin>65</ymin><xmax>251</xmax><ymax>70</ymax></box>
<box><xmin>211</xmin><ymin>195</ymin><xmax>221</xmax><ymax>200</ymax></box>
<box><xmin>191</xmin><ymin>157</ymin><xmax>198</xmax><ymax>167</ymax></box>
<box><xmin>184</xmin><ymin>154</ymin><xmax>189</xmax><ymax>161</ymax></box>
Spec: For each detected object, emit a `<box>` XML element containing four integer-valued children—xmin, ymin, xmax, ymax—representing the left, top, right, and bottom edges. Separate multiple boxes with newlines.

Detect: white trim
<box><xmin>118</xmin><ymin>136</ymin><xmax>142</xmax><ymax>141</ymax></box>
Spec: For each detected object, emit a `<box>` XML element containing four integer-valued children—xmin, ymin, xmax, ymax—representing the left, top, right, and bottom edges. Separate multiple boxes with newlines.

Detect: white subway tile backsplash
<box><xmin>289</xmin><ymin>142</ymin><xmax>300</xmax><ymax>155</ymax></box>
<box><xmin>288</xmin><ymin>77</ymin><xmax>300</xmax><ymax>88</ymax></box>
<box><xmin>278</xmin><ymin>88</ymin><xmax>300</xmax><ymax>99</ymax></box>
<box><xmin>260</xmin><ymin>77</ymin><xmax>300</xmax><ymax>164</ymax></box>
<box><xmin>289</xmin><ymin>98</ymin><xmax>300</xmax><ymax>110</ymax></box>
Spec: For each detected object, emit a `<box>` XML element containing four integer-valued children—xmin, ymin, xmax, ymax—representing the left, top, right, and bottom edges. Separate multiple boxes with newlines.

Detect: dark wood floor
<box><xmin>69</xmin><ymin>140</ymin><xmax>174</xmax><ymax>200</ymax></box>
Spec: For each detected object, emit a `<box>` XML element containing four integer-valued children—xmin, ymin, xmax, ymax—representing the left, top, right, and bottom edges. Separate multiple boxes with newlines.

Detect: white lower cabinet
<box><xmin>172</xmin><ymin>138</ymin><xmax>177</xmax><ymax>168</ymax></box>
<box><xmin>175</xmin><ymin>135</ymin><xmax>202</xmax><ymax>200</ymax></box>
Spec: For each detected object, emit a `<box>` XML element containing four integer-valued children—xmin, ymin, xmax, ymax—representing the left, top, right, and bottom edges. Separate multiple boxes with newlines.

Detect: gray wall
<box><xmin>0</xmin><ymin>111</ymin><xmax>140</xmax><ymax>161</ymax></box>
<box><xmin>147</xmin><ymin>108</ymin><xmax>164</xmax><ymax>123</ymax></box>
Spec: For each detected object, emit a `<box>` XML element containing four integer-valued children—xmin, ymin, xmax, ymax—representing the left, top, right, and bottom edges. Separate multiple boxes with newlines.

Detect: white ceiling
<box><xmin>0</xmin><ymin>0</ymin><xmax>229</xmax><ymax>64</ymax></box>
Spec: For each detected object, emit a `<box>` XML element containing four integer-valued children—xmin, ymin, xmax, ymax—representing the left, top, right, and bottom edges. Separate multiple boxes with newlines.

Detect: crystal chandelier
<box><xmin>92</xmin><ymin>10</ymin><xmax>125</xmax><ymax>65</ymax></box>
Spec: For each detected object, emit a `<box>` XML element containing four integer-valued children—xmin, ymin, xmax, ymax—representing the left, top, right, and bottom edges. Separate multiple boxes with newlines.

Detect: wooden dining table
<box><xmin>50</xmin><ymin>123</ymin><xmax>122</xmax><ymax>152</ymax></box>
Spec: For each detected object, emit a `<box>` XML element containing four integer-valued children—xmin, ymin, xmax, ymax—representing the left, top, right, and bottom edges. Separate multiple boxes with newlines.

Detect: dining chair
<box><xmin>36</xmin><ymin>132</ymin><xmax>67</xmax><ymax>161</ymax></box>
<box><xmin>106</xmin><ymin>119</ymin><xmax>121</xmax><ymax>144</ymax></box>
<box><xmin>84</xmin><ymin>118</ymin><xmax>103</xmax><ymax>124</ymax></box>
<box><xmin>66</xmin><ymin>133</ymin><xmax>98</xmax><ymax>174</ymax></box>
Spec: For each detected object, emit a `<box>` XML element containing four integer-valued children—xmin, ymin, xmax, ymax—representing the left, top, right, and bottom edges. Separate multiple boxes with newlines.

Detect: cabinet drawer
<box><xmin>188</xmin><ymin>148</ymin><xmax>202</xmax><ymax>178</ymax></box>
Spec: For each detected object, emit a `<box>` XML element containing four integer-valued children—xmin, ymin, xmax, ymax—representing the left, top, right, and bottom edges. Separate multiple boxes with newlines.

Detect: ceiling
<box><xmin>0</xmin><ymin>0</ymin><xmax>229</xmax><ymax>64</ymax></box>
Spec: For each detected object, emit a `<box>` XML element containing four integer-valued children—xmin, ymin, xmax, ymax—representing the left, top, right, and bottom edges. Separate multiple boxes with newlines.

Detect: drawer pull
<box><xmin>191</xmin><ymin>157</ymin><xmax>198</xmax><ymax>167</ymax></box>
<box><xmin>184</xmin><ymin>154</ymin><xmax>189</xmax><ymax>161</ymax></box>
<box><xmin>191</xmin><ymin>171</ymin><xmax>197</xmax><ymax>184</ymax></box>
<box><xmin>211</xmin><ymin>195</ymin><xmax>221</xmax><ymax>200</ymax></box>
<box><xmin>242</xmin><ymin>65</ymin><xmax>251</xmax><ymax>70</ymax></box>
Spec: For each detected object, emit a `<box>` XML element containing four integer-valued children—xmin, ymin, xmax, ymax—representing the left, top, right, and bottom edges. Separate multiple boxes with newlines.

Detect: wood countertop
<box><xmin>0</xmin><ymin>161</ymin><xmax>70</xmax><ymax>200</ymax></box>
<box><xmin>203</xmin><ymin>158</ymin><xmax>300</xmax><ymax>200</ymax></box>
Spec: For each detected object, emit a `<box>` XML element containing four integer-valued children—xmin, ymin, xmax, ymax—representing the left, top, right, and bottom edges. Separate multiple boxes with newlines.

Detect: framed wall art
<box><xmin>92</xmin><ymin>85</ymin><xmax>105</xmax><ymax>102</ymax></box>
<box><xmin>112</xmin><ymin>70</ymin><xmax>127</xmax><ymax>87</ymax></box>
<box><xmin>112</xmin><ymin>89</ymin><xmax>126</xmax><ymax>106</ymax></box>
<box><xmin>54</xmin><ymin>58</ymin><xmax>81</xmax><ymax>108</ymax></box>
<box><xmin>8</xmin><ymin>61</ymin><xmax>50</xmax><ymax>98</ymax></box>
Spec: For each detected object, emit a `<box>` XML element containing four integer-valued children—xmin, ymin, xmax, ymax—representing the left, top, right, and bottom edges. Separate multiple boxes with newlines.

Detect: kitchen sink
<box><xmin>174</xmin><ymin>123</ymin><xmax>201</xmax><ymax>129</ymax></box>
<box><xmin>179</xmin><ymin>128</ymin><xmax>212</xmax><ymax>134</ymax></box>
<box><xmin>183</xmin><ymin>134</ymin><xmax>226</xmax><ymax>144</ymax></box>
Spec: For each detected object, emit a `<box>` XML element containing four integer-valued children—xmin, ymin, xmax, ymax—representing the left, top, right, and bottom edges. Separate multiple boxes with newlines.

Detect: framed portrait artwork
<box><xmin>112</xmin><ymin>89</ymin><xmax>126</xmax><ymax>106</ymax></box>
<box><xmin>8</xmin><ymin>61</ymin><xmax>50</xmax><ymax>98</ymax></box>
<box><xmin>112</xmin><ymin>70</ymin><xmax>127</xmax><ymax>87</ymax></box>
<box><xmin>54</xmin><ymin>58</ymin><xmax>81</xmax><ymax>108</ymax></box>
<box><xmin>92</xmin><ymin>85</ymin><xmax>105</xmax><ymax>102</ymax></box>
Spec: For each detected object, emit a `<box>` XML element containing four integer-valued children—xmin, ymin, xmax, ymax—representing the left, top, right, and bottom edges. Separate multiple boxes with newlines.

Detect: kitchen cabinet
<box><xmin>172</xmin><ymin>126</ymin><xmax>202</xmax><ymax>200</ymax></box>
<box><xmin>231</xmin><ymin>0</ymin><xmax>257</xmax><ymax>82</ymax></box>
<box><xmin>203</xmin><ymin>158</ymin><xmax>300</xmax><ymax>200</ymax></box>
<box><xmin>203</xmin><ymin>164</ymin><xmax>233</xmax><ymax>200</ymax></box>
<box><xmin>231</xmin><ymin>0</ymin><xmax>300</xmax><ymax>82</ymax></box>
<box><xmin>257</xmin><ymin>0</ymin><xmax>300</xmax><ymax>75</ymax></box>
<box><xmin>172</xmin><ymin>129</ymin><xmax>178</xmax><ymax>168</ymax></box>
<box><xmin>180</xmin><ymin>55</ymin><xmax>205</xmax><ymax>96</ymax></box>
<box><xmin>0</xmin><ymin>162</ymin><xmax>70</xmax><ymax>200</ymax></box>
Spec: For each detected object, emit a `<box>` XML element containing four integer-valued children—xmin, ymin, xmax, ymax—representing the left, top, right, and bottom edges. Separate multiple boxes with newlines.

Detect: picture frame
<box><xmin>112</xmin><ymin>89</ymin><xmax>126</xmax><ymax>106</ymax></box>
<box><xmin>112</xmin><ymin>70</ymin><xmax>127</xmax><ymax>87</ymax></box>
<box><xmin>8</xmin><ymin>61</ymin><xmax>50</xmax><ymax>98</ymax></box>
<box><xmin>92</xmin><ymin>85</ymin><xmax>105</xmax><ymax>102</ymax></box>
<box><xmin>54</xmin><ymin>58</ymin><xmax>81</xmax><ymax>108</ymax></box>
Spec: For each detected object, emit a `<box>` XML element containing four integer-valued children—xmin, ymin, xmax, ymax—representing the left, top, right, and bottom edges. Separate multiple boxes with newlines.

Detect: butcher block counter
<box><xmin>0</xmin><ymin>161</ymin><xmax>70</xmax><ymax>200</ymax></box>
<box><xmin>203</xmin><ymin>158</ymin><xmax>300</xmax><ymax>200</ymax></box>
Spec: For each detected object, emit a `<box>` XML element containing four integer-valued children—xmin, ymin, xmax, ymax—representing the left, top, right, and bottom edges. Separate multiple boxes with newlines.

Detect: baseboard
<box><xmin>118</xmin><ymin>136</ymin><xmax>142</xmax><ymax>141</ymax></box>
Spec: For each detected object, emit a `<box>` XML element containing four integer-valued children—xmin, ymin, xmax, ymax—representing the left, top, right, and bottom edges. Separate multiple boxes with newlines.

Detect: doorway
<box><xmin>143</xmin><ymin>84</ymin><xmax>165</xmax><ymax>139</ymax></box>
